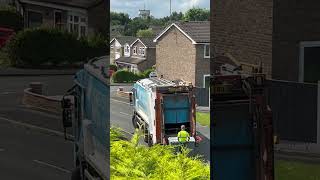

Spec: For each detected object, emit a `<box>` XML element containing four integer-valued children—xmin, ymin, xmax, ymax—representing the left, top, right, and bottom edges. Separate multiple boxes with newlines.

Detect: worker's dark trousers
<box><xmin>178</xmin><ymin>143</ymin><xmax>187</xmax><ymax>153</ymax></box>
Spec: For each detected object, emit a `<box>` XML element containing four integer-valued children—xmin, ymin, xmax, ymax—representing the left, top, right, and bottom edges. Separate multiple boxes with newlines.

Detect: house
<box><xmin>115</xmin><ymin>37</ymin><xmax>156</xmax><ymax>73</ymax></box>
<box><xmin>14</xmin><ymin>0</ymin><xmax>107</xmax><ymax>38</ymax></box>
<box><xmin>212</xmin><ymin>0</ymin><xmax>320</xmax><ymax>83</ymax></box>
<box><xmin>109</xmin><ymin>36</ymin><xmax>136</xmax><ymax>64</ymax></box>
<box><xmin>153</xmin><ymin>21</ymin><xmax>210</xmax><ymax>88</ymax></box>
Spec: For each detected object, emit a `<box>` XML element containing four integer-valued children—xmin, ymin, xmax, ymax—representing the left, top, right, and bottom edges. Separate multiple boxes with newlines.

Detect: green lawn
<box><xmin>196</xmin><ymin>112</ymin><xmax>210</xmax><ymax>126</ymax></box>
<box><xmin>275</xmin><ymin>160</ymin><xmax>320</xmax><ymax>180</ymax></box>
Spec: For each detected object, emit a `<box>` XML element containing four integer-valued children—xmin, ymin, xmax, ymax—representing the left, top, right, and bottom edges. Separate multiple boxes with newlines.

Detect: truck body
<box><xmin>211</xmin><ymin>74</ymin><xmax>274</xmax><ymax>180</ymax></box>
<box><xmin>130</xmin><ymin>78</ymin><xmax>197</xmax><ymax>146</ymax></box>
<box><xmin>63</xmin><ymin>56</ymin><xmax>109</xmax><ymax>180</ymax></box>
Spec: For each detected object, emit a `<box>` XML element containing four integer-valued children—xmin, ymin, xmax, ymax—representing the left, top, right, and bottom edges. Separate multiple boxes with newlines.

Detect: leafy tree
<box><xmin>125</xmin><ymin>17</ymin><xmax>148</xmax><ymax>36</ymax></box>
<box><xmin>184</xmin><ymin>8</ymin><xmax>210</xmax><ymax>21</ymax></box>
<box><xmin>136</xmin><ymin>29</ymin><xmax>154</xmax><ymax>38</ymax></box>
<box><xmin>110</xmin><ymin>11</ymin><xmax>130</xmax><ymax>26</ymax></box>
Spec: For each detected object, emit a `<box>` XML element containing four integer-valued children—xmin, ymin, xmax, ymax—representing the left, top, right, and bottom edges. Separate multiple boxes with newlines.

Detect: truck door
<box><xmin>162</xmin><ymin>94</ymin><xmax>190</xmax><ymax>134</ymax></box>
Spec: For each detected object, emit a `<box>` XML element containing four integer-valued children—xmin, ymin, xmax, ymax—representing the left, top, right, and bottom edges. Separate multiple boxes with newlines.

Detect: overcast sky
<box><xmin>110</xmin><ymin>0</ymin><xmax>210</xmax><ymax>18</ymax></box>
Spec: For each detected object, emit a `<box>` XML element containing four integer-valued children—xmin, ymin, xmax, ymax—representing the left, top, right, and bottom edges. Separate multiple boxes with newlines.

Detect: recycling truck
<box><xmin>129</xmin><ymin>78</ymin><xmax>197</xmax><ymax>147</ymax></box>
<box><xmin>61</xmin><ymin>56</ymin><xmax>109</xmax><ymax>180</ymax></box>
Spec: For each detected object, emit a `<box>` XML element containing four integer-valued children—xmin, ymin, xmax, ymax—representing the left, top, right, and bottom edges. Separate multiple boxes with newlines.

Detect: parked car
<box><xmin>0</xmin><ymin>27</ymin><xmax>14</xmax><ymax>48</ymax></box>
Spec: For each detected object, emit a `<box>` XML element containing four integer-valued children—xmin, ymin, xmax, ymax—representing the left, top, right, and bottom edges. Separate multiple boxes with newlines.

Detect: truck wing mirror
<box><xmin>62</xmin><ymin>97</ymin><xmax>72</xmax><ymax>128</ymax></box>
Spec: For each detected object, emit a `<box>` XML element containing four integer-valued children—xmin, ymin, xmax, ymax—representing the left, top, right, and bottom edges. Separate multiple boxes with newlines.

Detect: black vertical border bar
<box><xmin>210</xmin><ymin>0</ymin><xmax>214</xmax><ymax>179</ymax></box>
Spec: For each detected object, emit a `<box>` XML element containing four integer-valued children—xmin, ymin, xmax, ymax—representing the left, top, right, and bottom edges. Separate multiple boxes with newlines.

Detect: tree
<box><xmin>125</xmin><ymin>17</ymin><xmax>148</xmax><ymax>36</ymax></box>
<box><xmin>136</xmin><ymin>29</ymin><xmax>154</xmax><ymax>38</ymax></box>
<box><xmin>110</xmin><ymin>12</ymin><xmax>130</xmax><ymax>26</ymax></box>
<box><xmin>183</xmin><ymin>8</ymin><xmax>210</xmax><ymax>21</ymax></box>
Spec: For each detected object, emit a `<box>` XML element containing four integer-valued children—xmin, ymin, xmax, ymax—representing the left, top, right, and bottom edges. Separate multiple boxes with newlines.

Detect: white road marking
<box><xmin>33</xmin><ymin>159</ymin><xmax>71</xmax><ymax>173</ymax></box>
<box><xmin>0</xmin><ymin>116</ymin><xmax>73</xmax><ymax>139</ymax></box>
<box><xmin>111</xmin><ymin>98</ymin><xmax>129</xmax><ymax>105</ymax></box>
<box><xmin>119</xmin><ymin>112</ymin><xmax>131</xmax><ymax>116</ymax></box>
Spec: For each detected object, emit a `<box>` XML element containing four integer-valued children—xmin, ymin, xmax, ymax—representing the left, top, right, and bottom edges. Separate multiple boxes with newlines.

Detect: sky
<box><xmin>110</xmin><ymin>0</ymin><xmax>210</xmax><ymax>18</ymax></box>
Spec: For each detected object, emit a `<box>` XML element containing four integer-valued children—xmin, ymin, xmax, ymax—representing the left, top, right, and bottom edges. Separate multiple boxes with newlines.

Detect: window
<box><xmin>139</xmin><ymin>47</ymin><xmax>145</xmax><ymax>56</ymax></box>
<box><xmin>68</xmin><ymin>13</ymin><xmax>87</xmax><ymax>38</ymax></box>
<box><xmin>125</xmin><ymin>45</ymin><xmax>130</xmax><ymax>53</ymax></box>
<box><xmin>28</xmin><ymin>11</ymin><xmax>43</xmax><ymax>28</ymax></box>
<box><xmin>204</xmin><ymin>44</ymin><xmax>210</xmax><ymax>58</ymax></box>
<box><xmin>133</xmin><ymin>46</ymin><xmax>137</xmax><ymax>54</ymax></box>
<box><xmin>54</xmin><ymin>11</ymin><xmax>62</xmax><ymax>28</ymax></box>
<box><xmin>110</xmin><ymin>45</ymin><xmax>114</xmax><ymax>48</ymax></box>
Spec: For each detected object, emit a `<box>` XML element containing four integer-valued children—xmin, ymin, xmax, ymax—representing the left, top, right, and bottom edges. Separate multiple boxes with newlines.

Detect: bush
<box><xmin>112</xmin><ymin>70</ymin><xmax>141</xmax><ymax>83</ymax></box>
<box><xmin>6</xmin><ymin>28</ymin><xmax>107</xmax><ymax>67</ymax></box>
<box><xmin>0</xmin><ymin>5</ymin><xmax>23</xmax><ymax>31</ymax></box>
<box><xmin>110</xmin><ymin>127</ymin><xmax>210</xmax><ymax>179</ymax></box>
<box><xmin>109</xmin><ymin>64</ymin><xmax>118</xmax><ymax>71</ymax></box>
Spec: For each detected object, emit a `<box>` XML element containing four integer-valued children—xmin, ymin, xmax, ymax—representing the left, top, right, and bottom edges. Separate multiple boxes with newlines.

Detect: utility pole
<box><xmin>169</xmin><ymin>0</ymin><xmax>172</xmax><ymax>16</ymax></box>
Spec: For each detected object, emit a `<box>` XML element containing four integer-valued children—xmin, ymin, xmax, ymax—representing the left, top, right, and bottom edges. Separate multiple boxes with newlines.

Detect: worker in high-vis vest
<box><xmin>177</xmin><ymin>125</ymin><xmax>190</xmax><ymax>144</ymax></box>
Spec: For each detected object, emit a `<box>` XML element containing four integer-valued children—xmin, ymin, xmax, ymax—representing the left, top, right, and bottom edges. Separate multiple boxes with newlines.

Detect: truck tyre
<box><xmin>71</xmin><ymin>167</ymin><xmax>81</xmax><ymax>180</ymax></box>
<box><xmin>132</xmin><ymin>115</ymin><xmax>138</xmax><ymax>129</ymax></box>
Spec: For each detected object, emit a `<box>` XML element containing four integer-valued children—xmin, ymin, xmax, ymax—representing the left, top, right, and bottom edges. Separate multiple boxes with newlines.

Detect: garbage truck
<box><xmin>129</xmin><ymin>78</ymin><xmax>198</xmax><ymax>147</ymax></box>
<box><xmin>61</xmin><ymin>56</ymin><xmax>109</xmax><ymax>180</ymax></box>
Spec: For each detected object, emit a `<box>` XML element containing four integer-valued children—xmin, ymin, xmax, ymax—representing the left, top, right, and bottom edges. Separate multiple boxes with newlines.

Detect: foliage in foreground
<box><xmin>275</xmin><ymin>160</ymin><xmax>320</xmax><ymax>180</ymax></box>
<box><xmin>110</xmin><ymin>127</ymin><xmax>210</xmax><ymax>180</ymax></box>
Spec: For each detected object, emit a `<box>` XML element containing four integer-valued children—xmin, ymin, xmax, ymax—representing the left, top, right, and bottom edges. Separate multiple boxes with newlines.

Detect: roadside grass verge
<box><xmin>275</xmin><ymin>160</ymin><xmax>320</xmax><ymax>180</ymax></box>
<box><xmin>196</xmin><ymin>112</ymin><xmax>210</xmax><ymax>126</ymax></box>
<box><xmin>0</xmin><ymin>50</ymin><xmax>10</xmax><ymax>67</ymax></box>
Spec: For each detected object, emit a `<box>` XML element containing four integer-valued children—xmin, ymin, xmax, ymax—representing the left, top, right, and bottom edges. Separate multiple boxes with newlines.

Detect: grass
<box><xmin>275</xmin><ymin>160</ymin><xmax>320</xmax><ymax>180</ymax></box>
<box><xmin>0</xmin><ymin>50</ymin><xmax>10</xmax><ymax>67</ymax></box>
<box><xmin>196</xmin><ymin>112</ymin><xmax>210</xmax><ymax>126</ymax></box>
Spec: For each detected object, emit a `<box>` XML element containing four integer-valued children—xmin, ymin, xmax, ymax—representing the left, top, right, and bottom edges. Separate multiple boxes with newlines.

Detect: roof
<box><xmin>153</xmin><ymin>21</ymin><xmax>210</xmax><ymax>44</ymax></box>
<box><xmin>130</xmin><ymin>37</ymin><xmax>155</xmax><ymax>48</ymax></box>
<box><xmin>110</xmin><ymin>36</ymin><xmax>136</xmax><ymax>46</ymax></box>
<box><xmin>115</xmin><ymin>57</ymin><xmax>146</xmax><ymax>65</ymax></box>
<box><xmin>19</xmin><ymin>0</ymin><xmax>103</xmax><ymax>9</ymax></box>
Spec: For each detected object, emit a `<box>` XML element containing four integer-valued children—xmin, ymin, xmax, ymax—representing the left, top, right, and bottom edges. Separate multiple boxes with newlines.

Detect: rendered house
<box><xmin>153</xmin><ymin>21</ymin><xmax>210</xmax><ymax>88</ymax></box>
<box><xmin>14</xmin><ymin>0</ymin><xmax>107</xmax><ymax>38</ymax></box>
<box><xmin>109</xmin><ymin>36</ymin><xmax>136</xmax><ymax>64</ymax></box>
<box><xmin>115</xmin><ymin>37</ymin><xmax>156</xmax><ymax>73</ymax></box>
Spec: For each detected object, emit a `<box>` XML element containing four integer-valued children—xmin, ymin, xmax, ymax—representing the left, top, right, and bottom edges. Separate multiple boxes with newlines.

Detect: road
<box><xmin>0</xmin><ymin>75</ymin><xmax>74</xmax><ymax>180</ymax></box>
<box><xmin>110</xmin><ymin>85</ymin><xmax>210</xmax><ymax>162</ymax></box>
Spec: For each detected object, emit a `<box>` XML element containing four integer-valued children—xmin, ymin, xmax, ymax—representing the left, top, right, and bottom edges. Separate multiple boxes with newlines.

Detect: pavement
<box><xmin>0</xmin><ymin>75</ymin><xmax>75</xmax><ymax>180</ymax></box>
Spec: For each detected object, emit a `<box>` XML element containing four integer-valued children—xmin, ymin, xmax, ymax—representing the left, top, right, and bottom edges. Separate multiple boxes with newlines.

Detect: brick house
<box><xmin>153</xmin><ymin>21</ymin><xmax>210</xmax><ymax>88</ymax></box>
<box><xmin>14</xmin><ymin>0</ymin><xmax>107</xmax><ymax>38</ymax></box>
<box><xmin>115</xmin><ymin>37</ymin><xmax>156</xmax><ymax>73</ymax></box>
<box><xmin>212</xmin><ymin>0</ymin><xmax>320</xmax><ymax>83</ymax></box>
<box><xmin>109</xmin><ymin>36</ymin><xmax>136</xmax><ymax>64</ymax></box>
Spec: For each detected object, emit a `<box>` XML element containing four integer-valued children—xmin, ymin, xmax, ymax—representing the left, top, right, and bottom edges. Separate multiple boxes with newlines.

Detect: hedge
<box><xmin>6</xmin><ymin>28</ymin><xmax>107</xmax><ymax>67</ymax></box>
<box><xmin>110</xmin><ymin>127</ymin><xmax>210</xmax><ymax>179</ymax></box>
<box><xmin>0</xmin><ymin>5</ymin><xmax>23</xmax><ymax>31</ymax></box>
<box><xmin>112</xmin><ymin>68</ymin><xmax>155</xmax><ymax>83</ymax></box>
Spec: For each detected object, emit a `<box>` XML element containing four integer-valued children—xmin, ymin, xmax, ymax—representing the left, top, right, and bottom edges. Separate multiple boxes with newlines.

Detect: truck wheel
<box><xmin>132</xmin><ymin>115</ymin><xmax>138</xmax><ymax>129</ymax></box>
<box><xmin>71</xmin><ymin>167</ymin><xmax>81</xmax><ymax>180</ymax></box>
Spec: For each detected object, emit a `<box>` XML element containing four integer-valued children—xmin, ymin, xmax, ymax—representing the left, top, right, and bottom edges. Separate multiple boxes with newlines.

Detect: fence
<box><xmin>267</xmin><ymin>79</ymin><xmax>318</xmax><ymax>143</ymax></box>
<box><xmin>194</xmin><ymin>87</ymin><xmax>210</xmax><ymax>107</ymax></box>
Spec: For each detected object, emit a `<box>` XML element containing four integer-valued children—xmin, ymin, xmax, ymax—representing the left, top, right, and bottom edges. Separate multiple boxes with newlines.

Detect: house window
<box><xmin>54</xmin><ymin>11</ymin><xmax>62</xmax><ymax>28</ymax></box>
<box><xmin>299</xmin><ymin>41</ymin><xmax>320</xmax><ymax>83</ymax></box>
<box><xmin>133</xmin><ymin>46</ymin><xmax>137</xmax><ymax>54</ymax></box>
<box><xmin>28</xmin><ymin>11</ymin><xmax>43</xmax><ymax>28</ymax></box>
<box><xmin>68</xmin><ymin>13</ymin><xmax>87</xmax><ymax>38</ymax></box>
<box><xmin>139</xmin><ymin>47</ymin><xmax>145</xmax><ymax>56</ymax></box>
<box><xmin>204</xmin><ymin>44</ymin><xmax>210</xmax><ymax>58</ymax></box>
<box><xmin>110</xmin><ymin>45</ymin><xmax>114</xmax><ymax>48</ymax></box>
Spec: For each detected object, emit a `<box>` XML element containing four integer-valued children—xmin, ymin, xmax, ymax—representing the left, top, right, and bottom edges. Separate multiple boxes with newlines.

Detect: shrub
<box><xmin>109</xmin><ymin>64</ymin><xmax>118</xmax><ymax>71</ymax></box>
<box><xmin>110</xmin><ymin>127</ymin><xmax>210</xmax><ymax>179</ymax></box>
<box><xmin>6</xmin><ymin>28</ymin><xmax>107</xmax><ymax>67</ymax></box>
<box><xmin>112</xmin><ymin>70</ymin><xmax>141</xmax><ymax>83</ymax></box>
<box><xmin>0</xmin><ymin>5</ymin><xmax>23</xmax><ymax>31</ymax></box>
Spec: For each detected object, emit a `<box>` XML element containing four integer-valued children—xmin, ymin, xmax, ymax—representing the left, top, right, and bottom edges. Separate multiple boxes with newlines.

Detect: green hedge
<box><xmin>6</xmin><ymin>28</ymin><xmax>107</xmax><ymax>67</ymax></box>
<box><xmin>112</xmin><ymin>68</ymin><xmax>155</xmax><ymax>83</ymax></box>
<box><xmin>110</xmin><ymin>127</ymin><xmax>210</xmax><ymax>179</ymax></box>
<box><xmin>0</xmin><ymin>5</ymin><xmax>23</xmax><ymax>31</ymax></box>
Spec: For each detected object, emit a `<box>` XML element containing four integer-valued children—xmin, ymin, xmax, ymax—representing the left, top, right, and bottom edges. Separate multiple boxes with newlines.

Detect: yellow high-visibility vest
<box><xmin>177</xmin><ymin>130</ymin><xmax>190</xmax><ymax>143</ymax></box>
